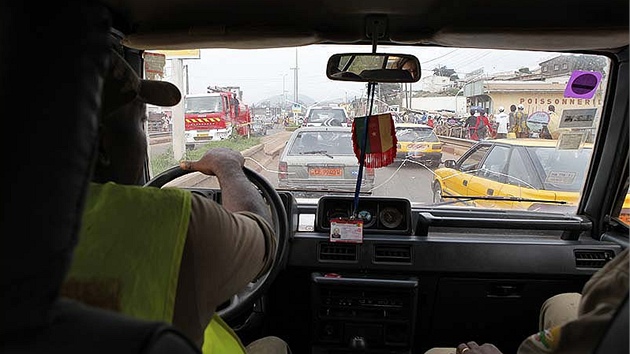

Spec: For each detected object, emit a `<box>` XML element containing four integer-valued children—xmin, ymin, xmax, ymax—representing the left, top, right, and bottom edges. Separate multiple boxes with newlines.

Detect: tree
<box><xmin>518</xmin><ymin>67</ymin><xmax>531</xmax><ymax>74</ymax></box>
<box><xmin>573</xmin><ymin>55</ymin><xmax>607</xmax><ymax>73</ymax></box>
<box><xmin>432</xmin><ymin>65</ymin><xmax>456</xmax><ymax>78</ymax></box>
<box><xmin>378</xmin><ymin>83</ymin><xmax>402</xmax><ymax>106</ymax></box>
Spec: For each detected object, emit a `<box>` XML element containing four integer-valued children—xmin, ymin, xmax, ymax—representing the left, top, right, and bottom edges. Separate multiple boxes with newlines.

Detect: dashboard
<box><xmin>316</xmin><ymin>196</ymin><xmax>412</xmax><ymax>235</ymax></box>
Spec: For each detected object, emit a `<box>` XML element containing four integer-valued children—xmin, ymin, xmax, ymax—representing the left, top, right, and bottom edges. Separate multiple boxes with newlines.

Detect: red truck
<box><xmin>183</xmin><ymin>87</ymin><xmax>251</xmax><ymax>148</ymax></box>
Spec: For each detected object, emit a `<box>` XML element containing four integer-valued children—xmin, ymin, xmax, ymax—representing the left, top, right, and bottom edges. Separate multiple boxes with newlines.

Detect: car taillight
<box><xmin>278</xmin><ymin>161</ymin><xmax>287</xmax><ymax>180</ymax></box>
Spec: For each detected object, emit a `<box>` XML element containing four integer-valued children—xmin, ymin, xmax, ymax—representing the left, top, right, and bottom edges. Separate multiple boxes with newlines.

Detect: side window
<box><xmin>459</xmin><ymin>145</ymin><xmax>490</xmax><ymax>172</ymax></box>
<box><xmin>506</xmin><ymin>149</ymin><xmax>538</xmax><ymax>189</ymax></box>
<box><xmin>479</xmin><ymin>146</ymin><xmax>510</xmax><ymax>182</ymax></box>
<box><xmin>222</xmin><ymin>96</ymin><xmax>229</xmax><ymax>111</ymax></box>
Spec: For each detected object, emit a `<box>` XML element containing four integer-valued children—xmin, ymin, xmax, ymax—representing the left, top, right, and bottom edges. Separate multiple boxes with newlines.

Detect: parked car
<box><xmin>395</xmin><ymin>122</ymin><xmax>442</xmax><ymax>168</ymax></box>
<box><xmin>433</xmin><ymin>139</ymin><xmax>630</xmax><ymax>215</ymax></box>
<box><xmin>277</xmin><ymin>126</ymin><xmax>374</xmax><ymax>194</ymax></box>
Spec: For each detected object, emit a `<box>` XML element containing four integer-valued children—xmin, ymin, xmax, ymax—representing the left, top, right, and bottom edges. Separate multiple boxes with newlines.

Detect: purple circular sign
<box><xmin>565</xmin><ymin>70</ymin><xmax>602</xmax><ymax>99</ymax></box>
<box><xmin>571</xmin><ymin>73</ymin><xmax>599</xmax><ymax>94</ymax></box>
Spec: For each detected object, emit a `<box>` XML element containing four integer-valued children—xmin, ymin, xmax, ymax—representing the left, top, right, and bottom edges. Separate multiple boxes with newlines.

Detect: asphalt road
<box><xmin>149</xmin><ymin>129</ymin><xmax>458</xmax><ymax>205</ymax></box>
<box><xmin>255</xmin><ymin>149</ymin><xmax>458</xmax><ymax>205</ymax></box>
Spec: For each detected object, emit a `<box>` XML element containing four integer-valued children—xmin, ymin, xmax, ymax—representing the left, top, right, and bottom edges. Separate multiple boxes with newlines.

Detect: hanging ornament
<box><xmin>351</xmin><ymin>112</ymin><xmax>397</xmax><ymax>168</ymax></box>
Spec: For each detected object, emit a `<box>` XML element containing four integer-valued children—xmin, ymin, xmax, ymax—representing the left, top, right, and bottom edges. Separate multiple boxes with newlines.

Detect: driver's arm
<box><xmin>172</xmin><ymin>147</ymin><xmax>276</xmax><ymax>346</ymax></box>
<box><xmin>173</xmin><ymin>195</ymin><xmax>276</xmax><ymax>346</ymax></box>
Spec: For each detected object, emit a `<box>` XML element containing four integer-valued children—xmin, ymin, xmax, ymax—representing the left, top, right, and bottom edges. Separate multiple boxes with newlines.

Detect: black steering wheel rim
<box><xmin>144</xmin><ymin>165</ymin><xmax>289</xmax><ymax>323</ymax></box>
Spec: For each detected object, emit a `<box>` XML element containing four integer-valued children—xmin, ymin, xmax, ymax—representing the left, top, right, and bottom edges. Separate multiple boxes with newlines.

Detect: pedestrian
<box><xmin>546</xmin><ymin>104</ymin><xmax>561</xmax><ymax>139</ymax></box>
<box><xmin>513</xmin><ymin>104</ymin><xmax>529</xmax><ymax>138</ymax></box>
<box><xmin>475</xmin><ymin>108</ymin><xmax>495</xmax><ymax>140</ymax></box>
<box><xmin>508</xmin><ymin>104</ymin><xmax>517</xmax><ymax>135</ymax></box>
<box><xmin>494</xmin><ymin>106</ymin><xmax>509</xmax><ymax>139</ymax></box>
<box><xmin>465</xmin><ymin>108</ymin><xmax>479</xmax><ymax>140</ymax></box>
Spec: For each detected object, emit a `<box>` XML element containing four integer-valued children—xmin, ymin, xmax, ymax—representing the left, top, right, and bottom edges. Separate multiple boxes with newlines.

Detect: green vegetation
<box><xmin>150</xmin><ymin>135</ymin><xmax>261</xmax><ymax>176</ymax></box>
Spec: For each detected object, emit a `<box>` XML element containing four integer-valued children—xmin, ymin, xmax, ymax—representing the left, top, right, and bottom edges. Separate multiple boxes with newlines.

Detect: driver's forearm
<box><xmin>217</xmin><ymin>172</ymin><xmax>272</xmax><ymax>225</ymax></box>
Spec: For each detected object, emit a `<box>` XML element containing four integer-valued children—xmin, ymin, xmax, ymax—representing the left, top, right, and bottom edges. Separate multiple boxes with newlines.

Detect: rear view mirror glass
<box><xmin>326</xmin><ymin>53</ymin><xmax>421</xmax><ymax>83</ymax></box>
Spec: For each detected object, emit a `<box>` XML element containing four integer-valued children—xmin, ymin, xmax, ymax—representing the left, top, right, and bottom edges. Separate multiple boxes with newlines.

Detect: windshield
<box><xmin>146</xmin><ymin>44</ymin><xmax>611</xmax><ymax>216</ymax></box>
<box><xmin>185</xmin><ymin>96</ymin><xmax>222</xmax><ymax>113</ymax></box>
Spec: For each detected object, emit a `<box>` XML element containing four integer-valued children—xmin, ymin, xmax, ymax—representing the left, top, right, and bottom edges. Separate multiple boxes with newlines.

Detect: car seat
<box><xmin>0</xmin><ymin>2</ymin><xmax>199</xmax><ymax>353</ymax></box>
<box><xmin>592</xmin><ymin>292</ymin><xmax>629</xmax><ymax>354</ymax></box>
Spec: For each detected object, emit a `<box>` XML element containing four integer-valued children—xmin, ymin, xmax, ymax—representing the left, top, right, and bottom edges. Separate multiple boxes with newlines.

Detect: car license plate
<box><xmin>408</xmin><ymin>143</ymin><xmax>428</xmax><ymax>151</ymax></box>
<box><xmin>197</xmin><ymin>132</ymin><xmax>209</xmax><ymax>137</ymax></box>
<box><xmin>309</xmin><ymin>167</ymin><xmax>343</xmax><ymax>177</ymax></box>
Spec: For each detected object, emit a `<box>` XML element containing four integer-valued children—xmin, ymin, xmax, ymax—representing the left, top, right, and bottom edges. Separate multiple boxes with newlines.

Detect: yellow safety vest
<box><xmin>64</xmin><ymin>182</ymin><xmax>247</xmax><ymax>354</ymax></box>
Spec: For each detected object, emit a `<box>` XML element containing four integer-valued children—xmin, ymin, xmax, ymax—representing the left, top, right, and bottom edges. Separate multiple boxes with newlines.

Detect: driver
<box><xmin>61</xmin><ymin>48</ymin><xmax>290</xmax><ymax>354</ymax></box>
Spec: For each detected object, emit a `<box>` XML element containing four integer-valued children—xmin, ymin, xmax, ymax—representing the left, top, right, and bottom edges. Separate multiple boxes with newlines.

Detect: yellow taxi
<box><xmin>432</xmin><ymin>138</ymin><xmax>630</xmax><ymax>212</ymax></box>
<box><xmin>394</xmin><ymin>122</ymin><xmax>443</xmax><ymax>168</ymax></box>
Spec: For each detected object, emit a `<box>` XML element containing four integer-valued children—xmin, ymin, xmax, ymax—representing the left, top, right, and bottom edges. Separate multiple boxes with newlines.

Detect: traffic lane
<box><xmin>256</xmin><ymin>152</ymin><xmax>459</xmax><ymax>204</ymax></box>
<box><xmin>370</xmin><ymin>159</ymin><xmax>437</xmax><ymax>203</ymax></box>
<box><xmin>154</xmin><ymin>133</ymin><xmax>458</xmax><ymax>205</ymax></box>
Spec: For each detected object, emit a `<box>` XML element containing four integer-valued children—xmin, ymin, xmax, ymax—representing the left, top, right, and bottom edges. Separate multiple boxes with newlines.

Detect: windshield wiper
<box><xmin>300</xmin><ymin>150</ymin><xmax>334</xmax><ymax>159</ymax></box>
<box><xmin>438</xmin><ymin>195</ymin><xmax>569</xmax><ymax>206</ymax></box>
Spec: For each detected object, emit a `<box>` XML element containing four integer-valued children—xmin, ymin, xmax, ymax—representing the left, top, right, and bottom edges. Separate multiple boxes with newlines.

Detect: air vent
<box><xmin>373</xmin><ymin>245</ymin><xmax>412</xmax><ymax>264</ymax></box>
<box><xmin>574</xmin><ymin>250</ymin><xmax>615</xmax><ymax>268</ymax></box>
<box><xmin>319</xmin><ymin>243</ymin><xmax>357</xmax><ymax>262</ymax></box>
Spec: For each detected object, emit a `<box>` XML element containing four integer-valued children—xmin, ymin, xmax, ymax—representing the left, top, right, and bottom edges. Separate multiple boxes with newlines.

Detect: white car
<box><xmin>303</xmin><ymin>106</ymin><xmax>350</xmax><ymax>127</ymax></box>
<box><xmin>277</xmin><ymin>126</ymin><xmax>375</xmax><ymax>196</ymax></box>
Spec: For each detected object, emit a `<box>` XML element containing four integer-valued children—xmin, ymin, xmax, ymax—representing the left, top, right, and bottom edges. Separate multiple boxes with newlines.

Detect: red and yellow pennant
<box><xmin>351</xmin><ymin>113</ymin><xmax>397</xmax><ymax>168</ymax></box>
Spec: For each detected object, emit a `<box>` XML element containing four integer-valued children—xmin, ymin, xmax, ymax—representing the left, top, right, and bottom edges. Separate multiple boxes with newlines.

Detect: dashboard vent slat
<box><xmin>319</xmin><ymin>243</ymin><xmax>357</xmax><ymax>262</ymax></box>
<box><xmin>574</xmin><ymin>250</ymin><xmax>615</xmax><ymax>269</ymax></box>
<box><xmin>373</xmin><ymin>244</ymin><xmax>412</xmax><ymax>264</ymax></box>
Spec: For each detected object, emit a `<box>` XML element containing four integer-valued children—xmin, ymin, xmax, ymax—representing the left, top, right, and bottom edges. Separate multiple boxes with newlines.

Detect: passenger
<box><xmin>62</xmin><ymin>48</ymin><xmax>290</xmax><ymax>354</ymax></box>
<box><xmin>395</xmin><ymin>56</ymin><xmax>419</xmax><ymax>80</ymax></box>
<box><xmin>424</xmin><ymin>248</ymin><xmax>628</xmax><ymax>354</ymax></box>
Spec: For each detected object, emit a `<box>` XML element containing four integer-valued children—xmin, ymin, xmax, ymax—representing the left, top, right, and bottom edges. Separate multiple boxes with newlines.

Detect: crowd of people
<box><xmin>401</xmin><ymin>103</ymin><xmax>563</xmax><ymax>141</ymax></box>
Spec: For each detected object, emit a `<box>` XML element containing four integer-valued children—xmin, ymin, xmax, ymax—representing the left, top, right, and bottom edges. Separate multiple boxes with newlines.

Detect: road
<box><xmin>149</xmin><ymin>129</ymin><xmax>459</xmax><ymax>204</ymax></box>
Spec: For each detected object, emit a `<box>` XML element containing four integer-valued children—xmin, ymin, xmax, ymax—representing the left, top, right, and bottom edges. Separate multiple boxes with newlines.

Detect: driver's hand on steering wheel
<box><xmin>180</xmin><ymin>147</ymin><xmax>244</xmax><ymax>178</ymax></box>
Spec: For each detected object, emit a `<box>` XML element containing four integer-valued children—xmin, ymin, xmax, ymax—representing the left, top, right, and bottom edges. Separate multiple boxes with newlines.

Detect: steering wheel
<box><xmin>144</xmin><ymin>165</ymin><xmax>289</xmax><ymax>324</ymax></box>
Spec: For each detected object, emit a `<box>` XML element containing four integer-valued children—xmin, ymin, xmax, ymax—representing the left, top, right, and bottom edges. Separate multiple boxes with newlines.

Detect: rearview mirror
<box><xmin>326</xmin><ymin>53</ymin><xmax>421</xmax><ymax>83</ymax></box>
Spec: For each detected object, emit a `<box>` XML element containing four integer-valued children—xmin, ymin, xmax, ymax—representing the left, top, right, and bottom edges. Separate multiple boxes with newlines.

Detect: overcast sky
<box><xmin>163</xmin><ymin>44</ymin><xmax>558</xmax><ymax>104</ymax></box>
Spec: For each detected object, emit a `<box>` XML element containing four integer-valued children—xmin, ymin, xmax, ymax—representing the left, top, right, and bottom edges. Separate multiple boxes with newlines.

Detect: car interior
<box><xmin>2</xmin><ymin>0</ymin><xmax>628</xmax><ymax>354</ymax></box>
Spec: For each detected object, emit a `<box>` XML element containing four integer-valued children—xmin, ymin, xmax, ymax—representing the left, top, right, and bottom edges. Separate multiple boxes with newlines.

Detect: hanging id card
<box><xmin>329</xmin><ymin>218</ymin><xmax>363</xmax><ymax>243</ymax></box>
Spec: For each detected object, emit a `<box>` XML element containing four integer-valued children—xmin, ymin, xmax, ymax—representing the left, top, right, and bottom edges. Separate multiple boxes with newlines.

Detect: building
<box><xmin>418</xmin><ymin>75</ymin><xmax>453</xmax><ymax>93</ymax></box>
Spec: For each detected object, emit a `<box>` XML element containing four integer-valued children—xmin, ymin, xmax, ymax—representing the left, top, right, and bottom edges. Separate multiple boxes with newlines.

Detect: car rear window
<box><xmin>306</xmin><ymin>109</ymin><xmax>347</xmax><ymax>123</ymax></box>
<box><xmin>288</xmin><ymin>131</ymin><xmax>354</xmax><ymax>155</ymax></box>
<box><xmin>396</xmin><ymin>127</ymin><xmax>439</xmax><ymax>142</ymax></box>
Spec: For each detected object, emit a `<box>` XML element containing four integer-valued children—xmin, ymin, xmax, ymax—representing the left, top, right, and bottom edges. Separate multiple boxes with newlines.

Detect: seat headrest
<box><xmin>1</xmin><ymin>1</ymin><xmax>111</xmax><ymax>335</ymax></box>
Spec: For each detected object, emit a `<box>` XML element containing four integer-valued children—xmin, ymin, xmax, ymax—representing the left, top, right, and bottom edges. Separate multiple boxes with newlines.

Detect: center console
<box><xmin>311</xmin><ymin>273</ymin><xmax>418</xmax><ymax>354</ymax></box>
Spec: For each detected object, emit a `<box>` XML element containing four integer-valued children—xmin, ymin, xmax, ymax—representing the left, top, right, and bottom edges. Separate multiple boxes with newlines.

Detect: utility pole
<box><xmin>291</xmin><ymin>48</ymin><xmax>299</xmax><ymax>122</ymax></box>
<box><xmin>282</xmin><ymin>73</ymin><xmax>287</xmax><ymax>109</ymax></box>
<box><xmin>171</xmin><ymin>58</ymin><xmax>185</xmax><ymax>161</ymax></box>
